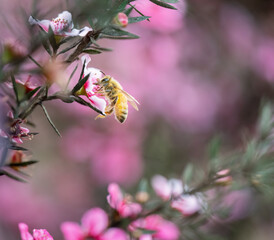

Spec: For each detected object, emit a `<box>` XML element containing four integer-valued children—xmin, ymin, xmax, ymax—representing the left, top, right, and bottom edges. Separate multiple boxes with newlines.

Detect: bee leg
<box><xmin>95</xmin><ymin>107</ymin><xmax>114</xmax><ymax>120</ymax></box>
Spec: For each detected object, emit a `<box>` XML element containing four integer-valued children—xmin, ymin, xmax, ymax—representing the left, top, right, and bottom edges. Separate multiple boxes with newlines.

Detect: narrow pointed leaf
<box><xmin>124</xmin><ymin>5</ymin><xmax>134</xmax><ymax>16</ymax></box>
<box><xmin>73</xmin><ymin>96</ymin><xmax>104</xmax><ymax>115</ymax></box>
<box><xmin>128</xmin><ymin>3</ymin><xmax>150</xmax><ymax>21</ymax></box>
<box><xmin>161</xmin><ymin>0</ymin><xmax>178</xmax><ymax>3</ymax></box>
<box><xmin>8</xmin><ymin>160</ymin><xmax>38</xmax><ymax>167</ymax></box>
<box><xmin>9</xmin><ymin>145</ymin><xmax>28</xmax><ymax>151</ymax></box>
<box><xmin>0</xmin><ymin>169</ymin><xmax>27</xmax><ymax>182</ymax></box>
<box><xmin>0</xmin><ymin>147</ymin><xmax>8</xmax><ymax>167</ymax></box>
<box><xmin>71</xmin><ymin>74</ymin><xmax>90</xmax><ymax>94</ymax></box>
<box><xmin>128</xmin><ymin>16</ymin><xmax>151</xmax><ymax>23</ymax></box>
<box><xmin>82</xmin><ymin>49</ymin><xmax>102</xmax><ymax>54</ymax></box>
<box><xmin>40</xmin><ymin>104</ymin><xmax>62</xmax><ymax>137</ymax></box>
<box><xmin>78</xmin><ymin>59</ymin><xmax>86</xmax><ymax>82</ymax></box>
<box><xmin>57</xmin><ymin>39</ymin><xmax>81</xmax><ymax>55</ymax></box>
<box><xmin>149</xmin><ymin>0</ymin><xmax>177</xmax><ymax>10</ymax></box>
<box><xmin>26</xmin><ymin>86</ymin><xmax>41</xmax><ymax>99</ymax></box>
<box><xmin>101</xmin><ymin>27</ymin><xmax>139</xmax><ymax>39</ymax></box>
<box><xmin>48</xmin><ymin>26</ymin><xmax>58</xmax><ymax>53</ymax></box>
<box><xmin>39</xmin><ymin>31</ymin><xmax>52</xmax><ymax>56</ymax></box>
<box><xmin>28</xmin><ymin>55</ymin><xmax>42</xmax><ymax>68</ymax></box>
<box><xmin>65</xmin><ymin>64</ymin><xmax>78</xmax><ymax>90</ymax></box>
<box><xmin>11</xmin><ymin>75</ymin><xmax>19</xmax><ymax>105</ymax></box>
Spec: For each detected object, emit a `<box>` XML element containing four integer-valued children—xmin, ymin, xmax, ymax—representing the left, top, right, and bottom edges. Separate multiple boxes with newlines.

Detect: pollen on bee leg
<box><xmin>95</xmin><ymin>114</ymin><xmax>106</xmax><ymax>120</ymax></box>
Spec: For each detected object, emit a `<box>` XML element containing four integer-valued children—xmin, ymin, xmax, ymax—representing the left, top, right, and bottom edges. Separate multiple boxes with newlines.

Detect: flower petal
<box><xmin>99</xmin><ymin>228</ymin><xmax>129</xmax><ymax>240</ymax></box>
<box><xmin>29</xmin><ymin>16</ymin><xmax>50</xmax><ymax>32</ymax></box>
<box><xmin>151</xmin><ymin>175</ymin><xmax>171</xmax><ymax>200</ymax></box>
<box><xmin>107</xmin><ymin>183</ymin><xmax>124</xmax><ymax>209</ymax></box>
<box><xmin>32</xmin><ymin>229</ymin><xmax>54</xmax><ymax>240</ymax></box>
<box><xmin>61</xmin><ymin>222</ymin><xmax>84</xmax><ymax>240</ymax></box>
<box><xmin>18</xmin><ymin>223</ymin><xmax>34</xmax><ymax>240</ymax></box>
<box><xmin>81</xmin><ymin>208</ymin><xmax>108</xmax><ymax>237</ymax></box>
<box><xmin>171</xmin><ymin>195</ymin><xmax>201</xmax><ymax>216</ymax></box>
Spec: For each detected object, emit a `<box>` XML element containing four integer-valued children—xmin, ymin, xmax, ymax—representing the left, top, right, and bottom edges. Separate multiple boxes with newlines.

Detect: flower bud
<box><xmin>2</xmin><ymin>39</ymin><xmax>26</xmax><ymax>63</ymax></box>
<box><xmin>135</xmin><ymin>191</ymin><xmax>149</xmax><ymax>203</ymax></box>
<box><xmin>215</xmin><ymin>169</ymin><xmax>232</xmax><ymax>186</ymax></box>
<box><xmin>113</xmin><ymin>12</ymin><xmax>128</xmax><ymax>28</ymax></box>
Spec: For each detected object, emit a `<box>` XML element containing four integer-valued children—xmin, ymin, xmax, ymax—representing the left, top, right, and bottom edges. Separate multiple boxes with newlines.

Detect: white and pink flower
<box><xmin>130</xmin><ymin>214</ymin><xmax>180</xmax><ymax>240</ymax></box>
<box><xmin>107</xmin><ymin>183</ymin><xmax>142</xmax><ymax>218</ymax></box>
<box><xmin>76</xmin><ymin>55</ymin><xmax>107</xmax><ymax>113</ymax></box>
<box><xmin>151</xmin><ymin>175</ymin><xmax>202</xmax><ymax>217</ymax></box>
<box><xmin>151</xmin><ymin>175</ymin><xmax>183</xmax><ymax>201</ymax></box>
<box><xmin>0</xmin><ymin>111</ymin><xmax>30</xmax><ymax>144</ymax></box>
<box><xmin>19</xmin><ymin>222</ymin><xmax>54</xmax><ymax>240</ymax></box>
<box><xmin>29</xmin><ymin>11</ymin><xmax>92</xmax><ymax>37</ymax></box>
<box><xmin>61</xmin><ymin>207</ymin><xmax>129</xmax><ymax>240</ymax></box>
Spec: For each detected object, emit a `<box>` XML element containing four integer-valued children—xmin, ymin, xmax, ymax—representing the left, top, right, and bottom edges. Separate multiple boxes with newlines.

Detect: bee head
<box><xmin>100</xmin><ymin>76</ymin><xmax>111</xmax><ymax>86</ymax></box>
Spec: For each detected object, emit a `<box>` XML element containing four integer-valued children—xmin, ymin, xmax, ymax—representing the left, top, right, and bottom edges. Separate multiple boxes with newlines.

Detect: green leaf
<box><xmin>11</xmin><ymin>74</ymin><xmax>19</xmax><ymax>105</ymax></box>
<box><xmin>128</xmin><ymin>3</ymin><xmax>150</xmax><ymax>21</ymax></box>
<box><xmin>8</xmin><ymin>160</ymin><xmax>38</xmax><ymax>167</ymax></box>
<box><xmin>82</xmin><ymin>49</ymin><xmax>102</xmax><ymax>54</ymax></box>
<box><xmin>26</xmin><ymin>86</ymin><xmax>41</xmax><ymax>100</ymax></box>
<box><xmin>0</xmin><ymin>169</ymin><xmax>27</xmax><ymax>182</ymax></box>
<box><xmin>0</xmin><ymin>147</ymin><xmax>8</xmax><ymax>167</ymax></box>
<box><xmin>40</xmin><ymin>104</ymin><xmax>62</xmax><ymax>137</ymax></box>
<box><xmin>48</xmin><ymin>26</ymin><xmax>58</xmax><ymax>53</ymax></box>
<box><xmin>71</xmin><ymin>74</ymin><xmax>90</xmax><ymax>94</ymax></box>
<box><xmin>57</xmin><ymin>39</ymin><xmax>81</xmax><ymax>55</ymax></box>
<box><xmin>182</xmin><ymin>163</ymin><xmax>194</xmax><ymax>185</ymax></box>
<box><xmin>91</xmin><ymin>46</ymin><xmax>112</xmax><ymax>52</ymax></box>
<box><xmin>208</xmin><ymin>136</ymin><xmax>221</xmax><ymax>160</ymax></box>
<box><xmin>78</xmin><ymin>59</ymin><xmax>86</xmax><ymax>83</ymax></box>
<box><xmin>116</xmin><ymin>0</ymin><xmax>129</xmax><ymax>13</ymax></box>
<box><xmin>73</xmin><ymin>96</ymin><xmax>105</xmax><ymax>115</ymax></box>
<box><xmin>28</xmin><ymin>55</ymin><xmax>42</xmax><ymax>68</ymax></box>
<box><xmin>39</xmin><ymin>31</ymin><xmax>52</xmax><ymax>56</ymax></box>
<box><xmin>124</xmin><ymin>5</ymin><xmax>134</xmax><ymax>16</ymax></box>
<box><xmin>101</xmin><ymin>26</ymin><xmax>139</xmax><ymax>39</ymax></box>
<box><xmin>138</xmin><ymin>179</ymin><xmax>149</xmax><ymax>192</ymax></box>
<box><xmin>161</xmin><ymin>0</ymin><xmax>178</xmax><ymax>3</ymax></box>
<box><xmin>128</xmin><ymin>16</ymin><xmax>151</xmax><ymax>23</ymax></box>
<box><xmin>258</xmin><ymin>103</ymin><xmax>272</xmax><ymax>138</ymax></box>
<box><xmin>9</xmin><ymin>145</ymin><xmax>28</xmax><ymax>151</ymax></box>
<box><xmin>149</xmin><ymin>0</ymin><xmax>177</xmax><ymax>10</ymax></box>
<box><xmin>65</xmin><ymin>64</ymin><xmax>78</xmax><ymax>91</ymax></box>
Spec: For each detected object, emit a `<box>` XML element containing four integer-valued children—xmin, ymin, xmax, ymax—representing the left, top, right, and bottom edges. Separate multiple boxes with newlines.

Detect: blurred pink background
<box><xmin>1</xmin><ymin>0</ymin><xmax>274</xmax><ymax>239</ymax></box>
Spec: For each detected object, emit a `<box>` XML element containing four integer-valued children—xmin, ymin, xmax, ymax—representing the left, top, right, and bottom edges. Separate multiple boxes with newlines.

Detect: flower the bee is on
<box><xmin>29</xmin><ymin>11</ymin><xmax>92</xmax><ymax>37</ymax></box>
<box><xmin>75</xmin><ymin>55</ymin><xmax>107</xmax><ymax>114</ymax></box>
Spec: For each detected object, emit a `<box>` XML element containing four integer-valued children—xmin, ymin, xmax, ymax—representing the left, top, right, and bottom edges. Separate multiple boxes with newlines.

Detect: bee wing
<box><xmin>120</xmin><ymin>89</ymin><xmax>140</xmax><ymax>111</ymax></box>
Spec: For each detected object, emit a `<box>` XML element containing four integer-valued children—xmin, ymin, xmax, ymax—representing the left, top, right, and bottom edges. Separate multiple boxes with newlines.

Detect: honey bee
<box><xmin>95</xmin><ymin>75</ymin><xmax>139</xmax><ymax>123</ymax></box>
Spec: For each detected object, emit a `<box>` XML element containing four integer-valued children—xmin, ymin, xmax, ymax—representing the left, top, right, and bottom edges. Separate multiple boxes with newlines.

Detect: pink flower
<box><xmin>76</xmin><ymin>55</ymin><xmax>107</xmax><ymax>113</ymax></box>
<box><xmin>215</xmin><ymin>169</ymin><xmax>232</xmax><ymax>186</ymax></box>
<box><xmin>151</xmin><ymin>175</ymin><xmax>201</xmax><ymax>216</ymax></box>
<box><xmin>107</xmin><ymin>183</ymin><xmax>142</xmax><ymax>218</ymax></box>
<box><xmin>61</xmin><ymin>207</ymin><xmax>129</xmax><ymax>240</ymax></box>
<box><xmin>130</xmin><ymin>215</ymin><xmax>180</xmax><ymax>240</ymax></box>
<box><xmin>151</xmin><ymin>175</ymin><xmax>183</xmax><ymax>201</ymax></box>
<box><xmin>171</xmin><ymin>195</ymin><xmax>201</xmax><ymax>216</ymax></box>
<box><xmin>29</xmin><ymin>11</ymin><xmax>92</xmax><ymax>37</ymax></box>
<box><xmin>1</xmin><ymin>111</ymin><xmax>30</xmax><ymax>144</ymax></box>
<box><xmin>18</xmin><ymin>223</ymin><xmax>54</xmax><ymax>240</ymax></box>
